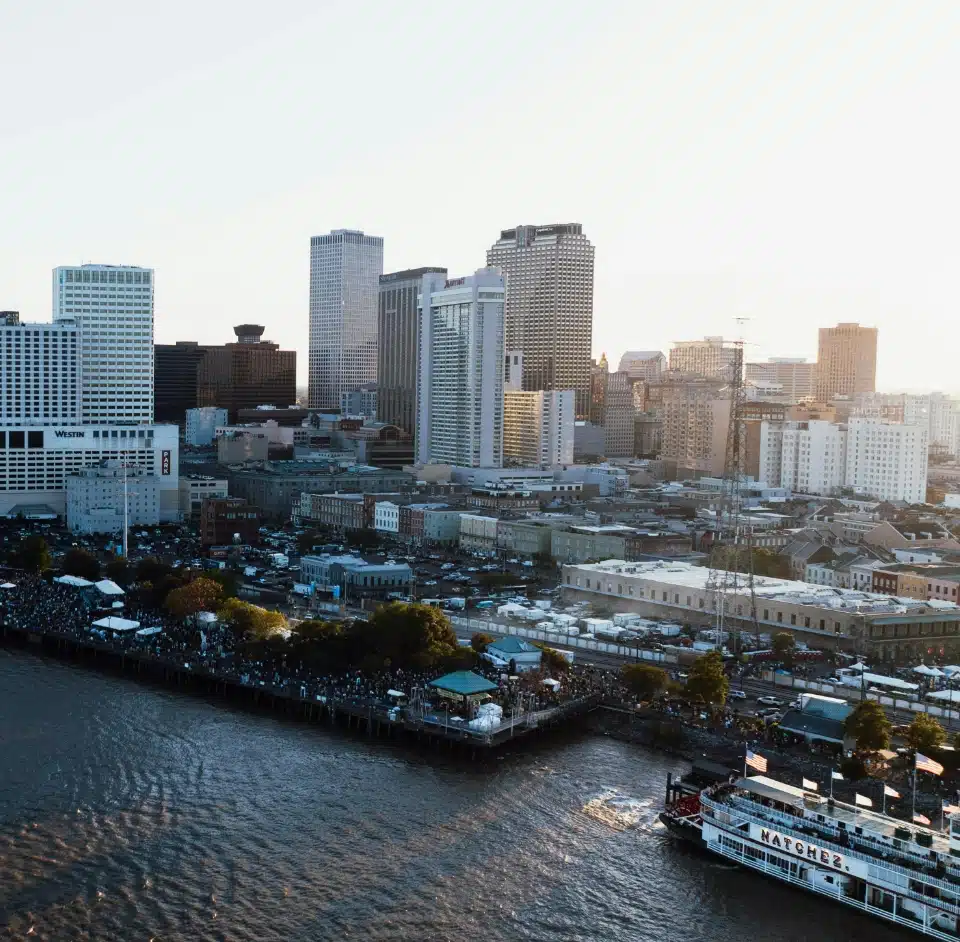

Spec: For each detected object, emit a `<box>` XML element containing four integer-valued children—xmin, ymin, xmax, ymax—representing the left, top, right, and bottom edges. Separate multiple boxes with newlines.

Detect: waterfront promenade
<box><xmin>0</xmin><ymin>574</ymin><xmax>601</xmax><ymax>752</ymax></box>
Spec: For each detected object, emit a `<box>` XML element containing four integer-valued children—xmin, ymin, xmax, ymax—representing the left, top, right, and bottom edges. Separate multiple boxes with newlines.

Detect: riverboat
<box><xmin>661</xmin><ymin>773</ymin><xmax>960</xmax><ymax>938</ymax></box>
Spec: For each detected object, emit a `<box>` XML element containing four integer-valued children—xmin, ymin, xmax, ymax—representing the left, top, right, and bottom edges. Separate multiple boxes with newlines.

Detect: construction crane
<box><xmin>704</xmin><ymin>331</ymin><xmax>760</xmax><ymax>655</ymax></box>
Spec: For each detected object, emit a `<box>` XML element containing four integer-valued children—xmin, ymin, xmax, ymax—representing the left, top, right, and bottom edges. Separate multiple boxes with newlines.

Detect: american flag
<box><xmin>854</xmin><ymin>793</ymin><xmax>873</xmax><ymax>809</ymax></box>
<box><xmin>802</xmin><ymin>778</ymin><xmax>818</xmax><ymax>792</ymax></box>
<box><xmin>745</xmin><ymin>750</ymin><xmax>767</xmax><ymax>773</ymax></box>
<box><xmin>916</xmin><ymin>753</ymin><xmax>945</xmax><ymax>776</ymax></box>
<box><xmin>914</xmin><ymin>813</ymin><xmax>932</xmax><ymax>826</ymax></box>
<box><xmin>883</xmin><ymin>785</ymin><xmax>900</xmax><ymax>799</ymax></box>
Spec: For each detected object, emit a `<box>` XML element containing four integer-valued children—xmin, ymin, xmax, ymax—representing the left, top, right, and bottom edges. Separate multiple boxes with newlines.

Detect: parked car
<box><xmin>728</xmin><ymin>690</ymin><xmax>747</xmax><ymax>700</ymax></box>
<box><xmin>756</xmin><ymin>696</ymin><xmax>783</xmax><ymax>707</ymax></box>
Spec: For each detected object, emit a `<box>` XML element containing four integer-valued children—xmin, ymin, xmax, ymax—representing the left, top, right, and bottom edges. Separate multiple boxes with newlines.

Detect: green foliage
<box><xmin>62</xmin><ymin>547</ymin><xmax>100</xmax><ymax>581</ymax></box>
<box><xmin>105</xmin><ymin>558</ymin><xmax>132</xmax><ymax>587</ymax></box>
<box><xmin>205</xmin><ymin>568</ymin><xmax>239</xmax><ymax>598</ymax></box>
<box><xmin>471</xmin><ymin>632</ymin><xmax>494</xmax><ymax>653</ymax></box>
<box><xmin>219</xmin><ymin>598</ymin><xmax>286</xmax><ymax>640</ymax></box>
<box><xmin>684</xmin><ymin>651</ymin><xmax>729</xmax><ymax>706</ymax></box>
<box><xmin>844</xmin><ymin>700</ymin><xmax>892</xmax><ymax>752</ymax></box>
<box><xmin>621</xmin><ymin>663</ymin><xmax>668</xmax><ymax>700</ymax></box>
<box><xmin>535</xmin><ymin>644</ymin><xmax>571</xmax><ymax>675</ymax></box>
<box><xmin>135</xmin><ymin>556</ymin><xmax>174</xmax><ymax>585</ymax></box>
<box><xmin>772</xmin><ymin>631</ymin><xmax>796</xmax><ymax>665</ymax></box>
<box><xmin>907</xmin><ymin>713</ymin><xmax>946</xmax><ymax>752</ymax></box>
<box><xmin>165</xmin><ymin>577</ymin><xmax>224</xmax><ymax>620</ymax></box>
<box><xmin>11</xmin><ymin>536</ymin><xmax>52</xmax><ymax>572</ymax></box>
<box><xmin>356</xmin><ymin>602</ymin><xmax>459</xmax><ymax>671</ymax></box>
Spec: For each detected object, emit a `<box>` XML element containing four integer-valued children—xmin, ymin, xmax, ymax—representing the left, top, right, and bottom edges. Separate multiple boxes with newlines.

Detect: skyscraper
<box><xmin>308</xmin><ymin>229</ymin><xmax>383</xmax><ymax>411</ymax></box>
<box><xmin>486</xmin><ymin>223</ymin><xmax>594</xmax><ymax>418</ymax></box>
<box><xmin>53</xmin><ymin>264</ymin><xmax>155</xmax><ymax>424</ymax></box>
<box><xmin>815</xmin><ymin>323</ymin><xmax>878</xmax><ymax>401</ymax></box>
<box><xmin>416</xmin><ymin>269</ymin><xmax>505</xmax><ymax>468</ymax></box>
<box><xmin>377</xmin><ymin>267</ymin><xmax>447</xmax><ymax>433</ymax></box>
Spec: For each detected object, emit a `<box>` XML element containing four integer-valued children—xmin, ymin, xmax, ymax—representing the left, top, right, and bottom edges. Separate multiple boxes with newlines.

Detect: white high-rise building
<box><xmin>503</xmin><ymin>389</ymin><xmax>575</xmax><ymax>467</ymax></box>
<box><xmin>0</xmin><ymin>311</ymin><xmax>80</xmax><ymax>425</ymax></box>
<box><xmin>845</xmin><ymin>417</ymin><xmax>928</xmax><ymax>504</ymax></box>
<box><xmin>760</xmin><ymin>420</ymin><xmax>847</xmax><ymax>495</ymax></box>
<box><xmin>308</xmin><ymin>229</ymin><xmax>384</xmax><ymax>411</ymax></box>
<box><xmin>53</xmin><ymin>264</ymin><xmax>154</xmax><ymax>424</ymax></box>
<box><xmin>760</xmin><ymin>417</ymin><xmax>929</xmax><ymax>503</ymax></box>
<box><xmin>416</xmin><ymin>269</ymin><xmax>505</xmax><ymax>468</ymax></box>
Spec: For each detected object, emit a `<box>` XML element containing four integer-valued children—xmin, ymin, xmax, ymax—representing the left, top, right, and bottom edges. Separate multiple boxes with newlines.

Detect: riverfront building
<box><xmin>561</xmin><ymin>558</ymin><xmax>960</xmax><ymax>662</ymax></box>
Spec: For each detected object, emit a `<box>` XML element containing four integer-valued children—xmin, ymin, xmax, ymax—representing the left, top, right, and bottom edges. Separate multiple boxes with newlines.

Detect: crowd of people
<box><xmin>0</xmin><ymin>572</ymin><xmax>615</xmax><ymax>736</ymax></box>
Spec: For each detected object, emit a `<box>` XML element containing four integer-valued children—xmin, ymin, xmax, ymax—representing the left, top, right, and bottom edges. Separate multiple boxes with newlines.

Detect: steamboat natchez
<box><xmin>661</xmin><ymin>772</ymin><xmax>960</xmax><ymax>939</ymax></box>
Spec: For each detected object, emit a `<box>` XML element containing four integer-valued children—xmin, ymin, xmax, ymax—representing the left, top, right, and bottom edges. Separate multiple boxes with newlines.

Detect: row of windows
<box><xmin>63</xmin><ymin>270</ymin><xmax>151</xmax><ymax>284</ymax></box>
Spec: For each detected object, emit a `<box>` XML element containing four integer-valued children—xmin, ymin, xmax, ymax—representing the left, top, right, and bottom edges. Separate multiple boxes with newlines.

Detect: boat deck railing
<box><xmin>701</xmin><ymin>792</ymin><xmax>960</xmax><ymax>904</ymax></box>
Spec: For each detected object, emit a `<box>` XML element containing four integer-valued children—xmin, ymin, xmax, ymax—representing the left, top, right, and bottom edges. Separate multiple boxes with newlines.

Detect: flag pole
<box><xmin>912</xmin><ymin>765</ymin><xmax>917</xmax><ymax>820</ymax></box>
<box><xmin>830</xmin><ymin>769</ymin><xmax>834</xmax><ymax>800</ymax></box>
<box><xmin>883</xmin><ymin>786</ymin><xmax>887</xmax><ymax>817</ymax></box>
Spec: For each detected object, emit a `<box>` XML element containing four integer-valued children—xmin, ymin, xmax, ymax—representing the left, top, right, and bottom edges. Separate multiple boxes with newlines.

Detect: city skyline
<box><xmin>3</xmin><ymin>4</ymin><xmax>960</xmax><ymax>393</ymax></box>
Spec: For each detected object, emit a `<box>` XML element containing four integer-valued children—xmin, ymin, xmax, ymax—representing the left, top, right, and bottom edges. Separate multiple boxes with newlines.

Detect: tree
<box><xmin>105</xmin><ymin>558</ymin><xmax>132</xmax><ymax>587</ymax></box>
<box><xmin>907</xmin><ymin>713</ymin><xmax>946</xmax><ymax>753</ymax></box>
<box><xmin>165</xmin><ymin>577</ymin><xmax>224</xmax><ymax>620</ymax></box>
<box><xmin>621</xmin><ymin>664</ymin><xmax>668</xmax><ymax>701</ymax></box>
<box><xmin>471</xmin><ymin>632</ymin><xmax>494</xmax><ymax>653</ymax></box>
<box><xmin>206</xmin><ymin>568</ymin><xmax>239</xmax><ymax>598</ymax></box>
<box><xmin>358</xmin><ymin>602</ymin><xmax>459</xmax><ymax>670</ymax></box>
<box><xmin>63</xmin><ymin>547</ymin><xmax>100</xmax><ymax>581</ymax></box>
<box><xmin>535</xmin><ymin>644</ymin><xmax>571</xmax><ymax>675</ymax></box>
<box><xmin>219</xmin><ymin>598</ymin><xmax>286</xmax><ymax>640</ymax></box>
<box><xmin>772</xmin><ymin>632</ymin><xmax>796</xmax><ymax>666</ymax></box>
<box><xmin>135</xmin><ymin>556</ymin><xmax>173</xmax><ymax>585</ymax></box>
<box><xmin>11</xmin><ymin>535</ymin><xmax>52</xmax><ymax>572</ymax></box>
<box><xmin>844</xmin><ymin>700</ymin><xmax>891</xmax><ymax>752</ymax></box>
<box><xmin>684</xmin><ymin>651</ymin><xmax>729</xmax><ymax>706</ymax></box>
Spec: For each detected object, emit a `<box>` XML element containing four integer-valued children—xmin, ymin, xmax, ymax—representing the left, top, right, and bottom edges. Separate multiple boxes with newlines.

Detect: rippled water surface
<box><xmin>0</xmin><ymin>649</ymin><xmax>909</xmax><ymax>941</ymax></box>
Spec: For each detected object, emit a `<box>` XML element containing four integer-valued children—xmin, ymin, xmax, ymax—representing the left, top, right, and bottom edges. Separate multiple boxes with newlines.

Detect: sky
<box><xmin>1</xmin><ymin>0</ymin><xmax>959</xmax><ymax>392</ymax></box>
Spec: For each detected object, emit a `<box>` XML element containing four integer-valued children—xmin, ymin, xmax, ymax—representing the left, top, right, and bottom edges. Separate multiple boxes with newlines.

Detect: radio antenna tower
<box><xmin>704</xmin><ymin>321</ymin><xmax>759</xmax><ymax>653</ymax></box>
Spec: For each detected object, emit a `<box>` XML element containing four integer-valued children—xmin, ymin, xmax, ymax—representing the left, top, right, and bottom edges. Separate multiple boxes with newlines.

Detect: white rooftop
<box><xmin>567</xmin><ymin>559</ymin><xmax>960</xmax><ymax>616</ymax></box>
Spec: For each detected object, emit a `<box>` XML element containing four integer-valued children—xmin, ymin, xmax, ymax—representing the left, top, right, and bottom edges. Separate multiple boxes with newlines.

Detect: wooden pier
<box><xmin>0</xmin><ymin>623</ymin><xmax>599</xmax><ymax>754</ymax></box>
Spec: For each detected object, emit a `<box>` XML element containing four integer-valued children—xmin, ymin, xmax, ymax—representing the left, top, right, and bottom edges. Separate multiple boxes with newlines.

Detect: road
<box><xmin>451</xmin><ymin>619</ymin><xmax>960</xmax><ymax>733</ymax></box>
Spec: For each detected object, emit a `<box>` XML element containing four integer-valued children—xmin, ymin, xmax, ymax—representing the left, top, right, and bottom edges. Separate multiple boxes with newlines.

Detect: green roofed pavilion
<box><xmin>429</xmin><ymin>670</ymin><xmax>498</xmax><ymax>698</ymax></box>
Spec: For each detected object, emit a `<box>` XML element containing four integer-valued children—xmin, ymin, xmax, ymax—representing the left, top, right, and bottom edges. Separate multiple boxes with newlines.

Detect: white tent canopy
<box><xmin>92</xmin><ymin>616</ymin><xmax>140</xmax><ymax>633</ymax></box>
<box><xmin>95</xmin><ymin>579</ymin><xmax>125</xmax><ymax>596</ymax></box>
<box><xmin>943</xmin><ymin>666</ymin><xmax>960</xmax><ymax>676</ymax></box>
<box><xmin>927</xmin><ymin>689</ymin><xmax>960</xmax><ymax>703</ymax></box>
<box><xmin>135</xmin><ymin>626</ymin><xmax>163</xmax><ymax>637</ymax></box>
<box><xmin>914</xmin><ymin>665</ymin><xmax>946</xmax><ymax>677</ymax></box>
<box><xmin>55</xmin><ymin>575</ymin><xmax>94</xmax><ymax>588</ymax></box>
<box><xmin>0</xmin><ymin>582</ymin><xmax>15</xmax><ymax>589</ymax></box>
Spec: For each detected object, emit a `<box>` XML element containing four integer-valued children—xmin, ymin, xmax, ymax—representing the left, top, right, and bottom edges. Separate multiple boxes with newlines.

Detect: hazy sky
<box><xmin>2</xmin><ymin>1</ymin><xmax>958</xmax><ymax>391</ymax></box>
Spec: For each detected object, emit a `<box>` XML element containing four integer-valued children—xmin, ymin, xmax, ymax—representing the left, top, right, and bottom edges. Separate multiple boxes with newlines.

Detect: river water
<box><xmin>0</xmin><ymin>649</ymin><xmax>908</xmax><ymax>942</ymax></box>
